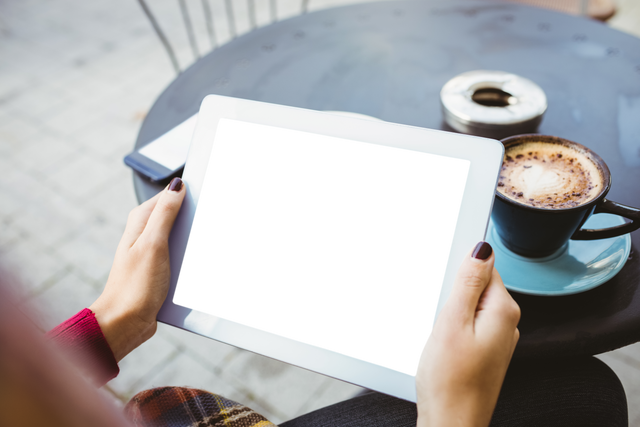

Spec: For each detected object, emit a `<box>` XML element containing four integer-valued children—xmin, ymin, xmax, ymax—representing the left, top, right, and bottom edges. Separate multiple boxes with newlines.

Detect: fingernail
<box><xmin>168</xmin><ymin>177</ymin><xmax>183</xmax><ymax>192</ymax></box>
<box><xmin>472</xmin><ymin>241</ymin><xmax>492</xmax><ymax>260</ymax></box>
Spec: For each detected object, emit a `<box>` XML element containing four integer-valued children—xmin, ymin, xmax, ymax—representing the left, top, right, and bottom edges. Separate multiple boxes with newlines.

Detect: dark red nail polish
<box><xmin>169</xmin><ymin>177</ymin><xmax>183</xmax><ymax>192</ymax></box>
<box><xmin>472</xmin><ymin>241</ymin><xmax>492</xmax><ymax>260</ymax></box>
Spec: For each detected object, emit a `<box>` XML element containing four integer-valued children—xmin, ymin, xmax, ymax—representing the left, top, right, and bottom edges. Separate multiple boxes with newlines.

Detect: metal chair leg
<box><xmin>136</xmin><ymin>0</ymin><xmax>181</xmax><ymax>74</ymax></box>
<box><xmin>225</xmin><ymin>0</ymin><xmax>237</xmax><ymax>38</ymax></box>
<box><xmin>201</xmin><ymin>0</ymin><xmax>217</xmax><ymax>50</ymax></box>
<box><xmin>178</xmin><ymin>0</ymin><xmax>200</xmax><ymax>60</ymax></box>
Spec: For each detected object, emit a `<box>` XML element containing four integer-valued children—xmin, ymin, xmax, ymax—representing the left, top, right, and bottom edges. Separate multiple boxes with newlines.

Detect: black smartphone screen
<box><xmin>177</xmin><ymin>122</ymin><xmax>467</xmax><ymax>372</ymax></box>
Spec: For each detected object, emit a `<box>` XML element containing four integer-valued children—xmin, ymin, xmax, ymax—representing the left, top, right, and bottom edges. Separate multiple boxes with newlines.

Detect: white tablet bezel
<box><xmin>158</xmin><ymin>95</ymin><xmax>504</xmax><ymax>402</ymax></box>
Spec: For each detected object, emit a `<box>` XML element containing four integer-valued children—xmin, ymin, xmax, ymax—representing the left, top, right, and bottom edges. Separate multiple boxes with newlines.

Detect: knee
<box><xmin>492</xmin><ymin>357</ymin><xmax>627</xmax><ymax>427</ymax></box>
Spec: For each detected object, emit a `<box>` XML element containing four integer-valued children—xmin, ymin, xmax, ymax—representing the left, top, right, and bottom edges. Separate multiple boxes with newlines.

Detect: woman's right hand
<box><xmin>89</xmin><ymin>178</ymin><xmax>186</xmax><ymax>363</ymax></box>
<box><xmin>416</xmin><ymin>242</ymin><xmax>520</xmax><ymax>427</ymax></box>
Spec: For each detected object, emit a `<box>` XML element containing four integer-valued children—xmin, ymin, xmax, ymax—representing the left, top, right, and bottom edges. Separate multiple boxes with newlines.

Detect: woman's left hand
<box><xmin>89</xmin><ymin>178</ymin><xmax>186</xmax><ymax>362</ymax></box>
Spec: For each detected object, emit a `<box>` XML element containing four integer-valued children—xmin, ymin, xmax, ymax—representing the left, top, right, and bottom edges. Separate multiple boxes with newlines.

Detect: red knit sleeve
<box><xmin>47</xmin><ymin>308</ymin><xmax>119</xmax><ymax>387</ymax></box>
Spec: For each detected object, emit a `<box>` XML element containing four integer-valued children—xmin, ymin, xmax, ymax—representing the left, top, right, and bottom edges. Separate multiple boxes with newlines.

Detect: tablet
<box><xmin>158</xmin><ymin>95</ymin><xmax>504</xmax><ymax>402</ymax></box>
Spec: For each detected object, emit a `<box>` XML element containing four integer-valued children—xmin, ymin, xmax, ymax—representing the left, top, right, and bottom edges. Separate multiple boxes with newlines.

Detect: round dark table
<box><xmin>134</xmin><ymin>0</ymin><xmax>640</xmax><ymax>359</ymax></box>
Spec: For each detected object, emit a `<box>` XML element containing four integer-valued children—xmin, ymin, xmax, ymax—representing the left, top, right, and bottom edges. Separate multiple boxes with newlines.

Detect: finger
<box><xmin>140</xmin><ymin>177</ymin><xmax>187</xmax><ymax>245</ymax></box>
<box><xmin>476</xmin><ymin>271</ymin><xmax>521</xmax><ymax>336</ymax></box>
<box><xmin>444</xmin><ymin>241</ymin><xmax>495</xmax><ymax>325</ymax></box>
<box><xmin>120</xmin><ymin>192</ymin><xmax>162</xmax><ymax>248</ymax></box>
<box><xmin>487</xmin><ymin>269</ymin><xmax>520</xmax><ymax>327</ymax></box>
<box><xmin>476</xmin><ymin>268</ymin><xmax>506</xmax><ymax>313</ymax></box>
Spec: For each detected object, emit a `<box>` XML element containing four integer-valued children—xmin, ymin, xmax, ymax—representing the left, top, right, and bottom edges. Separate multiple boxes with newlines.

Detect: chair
<box><xmin>136</xmin><ymin>0</ymin><xmax>312</xmax><ymax>74</ymax></box>
<box><xmin>137</xmin><ymin>0</ymin><xmax>616</xmax><ymax>75</ymax></box>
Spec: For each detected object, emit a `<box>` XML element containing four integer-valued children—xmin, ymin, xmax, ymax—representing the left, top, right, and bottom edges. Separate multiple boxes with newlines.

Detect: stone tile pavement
<box><xmin>0</xmin><ymin>0</ymin><xmax>639</xmax><ymax>424</ymax></box>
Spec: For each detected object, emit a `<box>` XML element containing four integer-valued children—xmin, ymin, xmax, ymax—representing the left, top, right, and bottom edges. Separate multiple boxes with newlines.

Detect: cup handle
<box><xmin>571</xmin><ymin>199</ymin><xmax>640</xmax><ymax>240</ymax></box>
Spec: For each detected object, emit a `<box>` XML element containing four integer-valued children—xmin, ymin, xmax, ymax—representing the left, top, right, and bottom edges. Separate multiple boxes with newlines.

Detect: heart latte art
<box><xmin>497</xmin><ymin>142</ymin><xmax>604</xmax><ymax>209</ymax></box>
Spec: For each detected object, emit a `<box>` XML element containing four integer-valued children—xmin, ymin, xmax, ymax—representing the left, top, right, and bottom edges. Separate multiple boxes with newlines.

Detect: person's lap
<box><xmin>125</xmin><ymin>357</ymin><xmax>627</xmax><ymax>426</ymax></box>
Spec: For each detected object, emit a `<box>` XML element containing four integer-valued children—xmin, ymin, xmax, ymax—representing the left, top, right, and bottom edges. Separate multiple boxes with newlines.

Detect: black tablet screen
<box><xmin>177</xmin><ymin>122</ymin><xmax>466</xmax><ymax>372</ymax></box>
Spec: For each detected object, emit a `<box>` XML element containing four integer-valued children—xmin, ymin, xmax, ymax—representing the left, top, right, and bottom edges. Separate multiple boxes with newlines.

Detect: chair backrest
<box><xmin>136</xmin><ymin>0</ymin><xmax>312</xmax><ymax>74</ymax></box>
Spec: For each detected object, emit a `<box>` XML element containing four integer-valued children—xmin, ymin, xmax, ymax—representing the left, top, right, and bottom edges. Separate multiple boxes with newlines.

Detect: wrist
<box><xmin>89</xmin><ymin>298</ymin><xmax>156</xmax><ymax>362</ymax></box>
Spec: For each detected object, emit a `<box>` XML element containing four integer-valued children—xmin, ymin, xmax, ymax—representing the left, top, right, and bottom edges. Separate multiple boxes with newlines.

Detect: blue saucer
<box><xmin>487</xmin><ymin>214</ymin><xmax>631</xmax><ymax>296</ymax></box>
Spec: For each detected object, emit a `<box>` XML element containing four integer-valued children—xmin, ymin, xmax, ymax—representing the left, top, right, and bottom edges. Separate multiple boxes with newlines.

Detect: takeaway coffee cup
<box><xmin>491</xmin><ymin>134</ymin><xmax>640</xmax><ymax>258</ymax></box>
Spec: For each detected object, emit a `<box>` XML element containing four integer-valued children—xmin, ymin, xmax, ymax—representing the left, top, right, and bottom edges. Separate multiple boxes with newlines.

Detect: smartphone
<box><xmin>124</xmin><ymin>114</ymin><xmax>198</xmax><ymax>183</ymax></box>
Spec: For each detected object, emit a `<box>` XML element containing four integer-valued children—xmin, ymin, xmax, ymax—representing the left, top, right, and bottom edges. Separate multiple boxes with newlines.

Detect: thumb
<box><xmin>141</xmin><ymin>177</ymin><xmax>187</xmax><ymax>244</ymax></box>
<box><xmin>445</xmin><ymin>241</ymin><xmax>495</xmax><ymax>325</ymax></box>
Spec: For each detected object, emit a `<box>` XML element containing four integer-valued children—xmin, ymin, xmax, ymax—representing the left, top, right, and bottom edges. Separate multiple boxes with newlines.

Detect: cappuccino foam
<box><xmin>497</xmin><ymin>142</ymin><xmax>603</xmax><ymax>209</ymax></box>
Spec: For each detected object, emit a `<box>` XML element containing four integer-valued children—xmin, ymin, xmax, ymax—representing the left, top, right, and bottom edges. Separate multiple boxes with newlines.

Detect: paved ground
<box><xmin>1</xmin><ymin>0</ymin><xmax>639</xmax><ymax>424</ymax></box>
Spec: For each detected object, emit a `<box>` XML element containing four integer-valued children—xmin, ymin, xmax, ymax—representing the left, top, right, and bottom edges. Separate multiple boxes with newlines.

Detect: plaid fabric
<box><xmin>124</xmin><ymin>387</ymin><xmax>276</xmax><ymax>427</ymax></box>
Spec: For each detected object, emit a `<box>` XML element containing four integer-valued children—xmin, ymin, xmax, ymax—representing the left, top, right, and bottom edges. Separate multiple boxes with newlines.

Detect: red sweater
<box><xmin>46</xmin><ymin>308</ymin><xmax>119</xmax><ymax>387</ymax></box>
